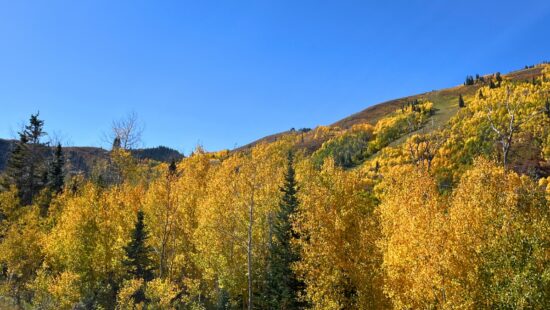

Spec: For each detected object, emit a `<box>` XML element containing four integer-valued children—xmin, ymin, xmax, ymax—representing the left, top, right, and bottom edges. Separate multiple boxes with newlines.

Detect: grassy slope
<box><xmin>387</xmin><ymin>66</ymin><xmax>544</xmax><ymax>148</ymax></box>
<box><xmin>237</xmin><ymin>66</ymin><xmax>544</xmax><ymax>153</ymax></box>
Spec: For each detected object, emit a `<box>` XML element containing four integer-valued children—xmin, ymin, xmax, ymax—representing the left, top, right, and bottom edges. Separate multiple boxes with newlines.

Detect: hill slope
<box><xmin>0</xmin><ymin>139</ymin><xmax>183</xmax><ymax>174</ymax></box>
<box><xmin>237</xmin><ymin>66</ymin><xmax>544</xmax><ymax>153</ymax></box>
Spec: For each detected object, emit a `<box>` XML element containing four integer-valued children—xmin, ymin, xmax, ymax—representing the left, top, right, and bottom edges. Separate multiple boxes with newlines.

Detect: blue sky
<box><xmin>1</xmin><ymin>1</ymin><xmax>549</xmax><ymax>153</ymax></box>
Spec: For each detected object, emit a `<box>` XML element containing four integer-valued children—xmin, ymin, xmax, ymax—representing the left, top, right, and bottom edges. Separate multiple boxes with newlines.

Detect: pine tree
<box><xmin>495</xmin><ymin>71</ymin><xmax>502</xmax><ymax>85</ymax></box>
<box><xmin>478</xmin><ymin>89</ymin><xmax>485</xmax><ymax>99</ymax></box>
<box><xmin>124</xmin><ymin>210</ymin><xmax>155</xmax><ymax>303</ymax></box>
<box><xmin>2</xmin><ymin>113</ymin><xmax>47</xmax><ymax>205</ymax></box>
<box><xmin>24</xmin><ymin>112</ymin><xmax>47</xmax><ymax>204</ymax></box>
<box><xmin>168</xmin><ymin>159</ymin><xmax>177</xmax><ymax>176</ymax></box>
<box><xmin>24</xmin><ymin>113</ymin><xmax>46</xmax><ymax>144</ymax></box>
<box><xmin>112</xmin><ymin>136</ymin><xmax>122</xmax><ymax>150</ymax></box>
<box><xmin>545</xmin><ymin>98</ymin><xmax>550</xmax><ymax>118</ymax></box>
<box><xmin>48</xmin><ymin>143</ymin><xmax>65</xmax><ymax>194</ymax></box>
<box><xmin>458</xmin><ymin>94</ymin><xmax>465</xmax><ymax>108</ymax></box>
<box><xmin>124</xmin><ymin>210</ymin><xmax>155</xmax><ymax>280</ymax></box>
<box><xmin>2</xmin><ymin>133</ymin><xmax>29</xmax><ymax>194</ymax></box>
<box><xmin>464</xmin><ymin>75</ymin><xmax>474</xmax><ymax>86</ymax></box>
<box><xmin>264</xmin><ymin>152</ymin><xmax>304</xmax><ymax>309</ymax></box>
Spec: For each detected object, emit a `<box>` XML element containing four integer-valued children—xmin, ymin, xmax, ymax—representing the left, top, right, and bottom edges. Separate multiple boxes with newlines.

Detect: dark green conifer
<box><xmin>264</xmin><ymin>152</ymin><xmax>304</xmax><ymax>309</ymax></box>
<box><xmin>458</xmin><ymin>94</ymin><xmax>465</xmax><ymax>108</ymax></box>
<box><xmin>478</xmin><ymin>89</ymin><xmax>485</xmax><ymax>99</ymax></box>
<box><xmin>2</xmin><ymin>113</ymin><xmax>47</xmax><ymax>205</ymax></box>
<box><xmin>495</xmin><ymin>72</ymin><xmax>502</xmax><ymax>83</ymax></box>
<box><xmin>124</xmin><ymin>210</ymin><xmax>155</xmax><ymax>303</ymax></box>
<box><xmin>112</xmin><ymin>137</ymin><xmax>122</xmax><ymax>150</ymax></box>
<box><xmin>2</xmin><ymin>133</ymin><xmax>29</xmax><ymax>194</ymax></box>
<box><xmin>124</xmin><ymin>210</ymin><xmax>155</xmax><ymax>281</ymax></box>
<box><xmin>24</xmin><ymin>113</ymin><xmax>46</xmax><ymax>144</ymax></box>
<box><xmin>48</xmin><ymin>143</ymin><xmax>65</xmax><ymax>194</ymax></box>
<box><xmin>168</xmin><ymin>159</ymin><xmax>177</xmax><ymax>176</ymax></box>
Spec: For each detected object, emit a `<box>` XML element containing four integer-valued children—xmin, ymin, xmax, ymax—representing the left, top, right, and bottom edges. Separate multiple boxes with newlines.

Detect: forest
<box><xmin>1</xmin><ymin>64</ymin><xmax>549</xmax><ymax>309</ymax></box>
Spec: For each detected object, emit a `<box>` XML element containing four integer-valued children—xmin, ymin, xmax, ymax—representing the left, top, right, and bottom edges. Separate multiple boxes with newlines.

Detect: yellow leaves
<box><xmin>145</xmin><ymin>278</ymin><xmax>179</xmax><ymax>309</ymax></box>
<box><xmin>194</xmin><ymin>141</ymin><xmax>290</xmax><ymax>300</ymax></box>
<box><xmin>43</xmin><ymin>182</ymin><xmax>138</xmax><ymax>287</ymax></box>
<box><xmin>142</xmin><ymin>151</ymin><xmax>212</xmax><ymax>283</ymax></box>
<box><xmin>312</xmin><ymin>125</ymin><xmax>342</xmax><ymax>141</ymax></box>
<box><xmin>117</xmin><ymin>278</ymin><xmax>145</xmax><ymax>309</ymax></box>
<box><xmin>371</xmin><ymin>100</ymin><xmax>434</xmax><ymax>152</ymax></box>
<box><xmin>539</xmin><ymin>177</ymin><xmax>550</xmax><ymax>200</ymax></box>
<box><xmin>444</xmin><ymin>158</ymin><xmax>546</xmax><ymax>307</ymax></box>
<box><xmin>377</xmin><ymin>164</ymin><xmax>447</xmax><ymax>309</ymax></box>
<box><xmin>0</xmin><ymin>205</ymin><xmax>44</xmax><ymax>282</ymax></box>
<box><xmin>29</xmin><ymin>271</ymin><xmax>81</xmax><ymax>310</ymax></box>
<box><xmin>0</xmin><ymin>186</ymin><xmax>19</xmax><ymax>224</ymax></box>
<box><xmin>350</xmin><ymin>123</ymin><xmax>375</xmax><ymax>134</ymax></box>
<box><xmin>295</xmin><ymin>159</ymin><xmax>385</xmax><ymax>309</ymax></box>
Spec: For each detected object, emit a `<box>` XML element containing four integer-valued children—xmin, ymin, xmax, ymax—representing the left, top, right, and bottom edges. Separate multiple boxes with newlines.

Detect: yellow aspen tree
<box><xmin>143</xmin><ymin>150</ymin><xmax>212</xmax><ymax>304</ymax></box>
<box><xmin>0</xmin><ymin>204</ymin><xmax>45</xmax><ymax>304</ymax></box>
<box><xmin>377</xmin><ymin>164</ymin><xmax>448</xmax><ymax>308</ymax></box>
<box><xmin>295</xmin><ymin>159</ymin><xmax>386</xmax><ymax>309</ymax></box>
<box><xmin>144</xmin><ymin>163</ymin><xmax>180</xmax><ymax>280</ymax></box>
<box><xmin>194</xmin><ymin>142</ymin><xmax>288</xmax><ymax>308</ymax></box>
<box><xmin>43</xmin><ymin>182</ymin><xmax>142</xmax><ymax>307</ymax></box>
<box><xmin>446</xmin><ymin>159</ymin><xmax>550</xmax><ymax>308</ymax></box>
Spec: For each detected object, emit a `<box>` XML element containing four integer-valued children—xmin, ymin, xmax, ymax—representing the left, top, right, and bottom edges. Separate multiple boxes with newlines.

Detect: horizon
<box><xmin>1</xmin><ymin>1</ymin><xmax>550</xmax><ymax>153</ymax></box>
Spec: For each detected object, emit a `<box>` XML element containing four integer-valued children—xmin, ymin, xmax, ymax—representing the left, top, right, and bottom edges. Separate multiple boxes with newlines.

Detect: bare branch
<box><xmin>105</xmin><ymin>112</ymin><xmax>144</xmax><ymax>150</ymax></box>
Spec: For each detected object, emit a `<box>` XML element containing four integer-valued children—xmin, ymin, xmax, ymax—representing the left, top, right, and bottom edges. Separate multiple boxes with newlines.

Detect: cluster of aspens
<box><xmin>1</xmin><ymin>65</ymin><xmax>550</xmax><ymax>309</ymax></box>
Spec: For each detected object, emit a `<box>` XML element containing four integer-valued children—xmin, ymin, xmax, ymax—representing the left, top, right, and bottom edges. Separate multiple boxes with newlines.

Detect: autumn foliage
<box><xmin>1</xmin><ymin>64</ymin><xmax>550</xmax><ymax>309</ymax></box>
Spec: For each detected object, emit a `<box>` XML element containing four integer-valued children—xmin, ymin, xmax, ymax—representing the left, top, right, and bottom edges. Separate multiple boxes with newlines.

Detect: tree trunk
<box><xmin>247</xmin><ymin>194</ymin><xmax>254</xmax><ymax>310</ymax></box>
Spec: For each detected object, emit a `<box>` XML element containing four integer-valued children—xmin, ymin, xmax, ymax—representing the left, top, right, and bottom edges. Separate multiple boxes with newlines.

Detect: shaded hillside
<box><xmin>0</xmin><ymin>139</ymin><xmax>12</xmax><ymax>171</ymax></box>
<box><xmin>131</xmin><ymin>146</ymin><xmax>184</xmax><ymax>162</ymax></box>
<box><xmin>0</xmin><ymin>139</ymin><xmax>183</xmax><ymax>174</ymax></box>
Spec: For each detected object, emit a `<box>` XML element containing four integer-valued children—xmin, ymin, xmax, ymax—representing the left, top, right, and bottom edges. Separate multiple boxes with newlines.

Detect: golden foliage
<box><xmin>295</xmin><ymin>159</ymin><xmax>386</xmax><ymax>309</ymax></box>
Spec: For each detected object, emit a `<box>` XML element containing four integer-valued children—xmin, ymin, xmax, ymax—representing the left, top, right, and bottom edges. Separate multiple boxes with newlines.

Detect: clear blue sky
<box><xmin>1</xmin><ymin>1</ymin><xmax>549</xmax><ymax>153</ymax></box>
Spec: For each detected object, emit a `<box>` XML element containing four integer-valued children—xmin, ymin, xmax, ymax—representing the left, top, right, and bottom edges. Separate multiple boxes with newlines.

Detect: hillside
<box><xmin>0</xmin><ymin>139</ymin><xmax>183</xmax><ymax>174</ymax></box>
<box><xmin>237</xmin><ymin>66</ymin><xmax>545</xmax><ymax>154</ymax></box>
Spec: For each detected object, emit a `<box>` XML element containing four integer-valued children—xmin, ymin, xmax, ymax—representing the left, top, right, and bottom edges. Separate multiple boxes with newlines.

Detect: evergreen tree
<box><xmin>478</xmin><ymin>89</ymin><xmax>485</xmax><ymax>99</ymax></box>
<box><xmin>2</xmin><ymin>133</ymin><xmax>29</xmax><ymax>194</ymax></box>
<box><xmin>24</xmin><ymin>113</ymin><xmax>46</xmax><ymax>144</ymax></box>
<box><xmin>124</xmin><ymin>210</ymin><xmax>155</xmax><ymax>280</ymax></box>
<box><xmin>264</xmin><ymin>152</ymin><xmax>304</xmax><ymax>309</ymax></box>
<box><xmin>495</xmin><ymin>71</ymin><xmax>502</xmax><ymax>85</ymax></box>
<box><xmin>168</xmin><ymin>159</ymin><xmax>177</xmax><ymax>176</ymax></box>
<box><xmin>24</xmin><ymin>112</ymin><xmax>47</xmax><ymax>204</ymax></box>
<box><xmin>545</xmin><ymin>98</ymin><xmax>550</xmax><ymax>118</ymax></box>
<box><xmin>2</xmin><ymin>113</ymin><xmax>47</xmax><ymax>205</ymax></box>
<box><xmin>124</xmin><ymin>210</ymin><xmax>155</xmax><ymax>303</ymax></box>
<box><xmin>48</xmin><ymin>143</ymin><xmax>65</xmax><ymax>194</ymax></box>
<box><xmin>112</xmin><ymin>136</ymin><xmax>122</xmax><ymax>150</ymax></box>
<box><xmin>458</xmin><ymin>94</ymin><xmax>465</xmax><ymax>108</ymax></box>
